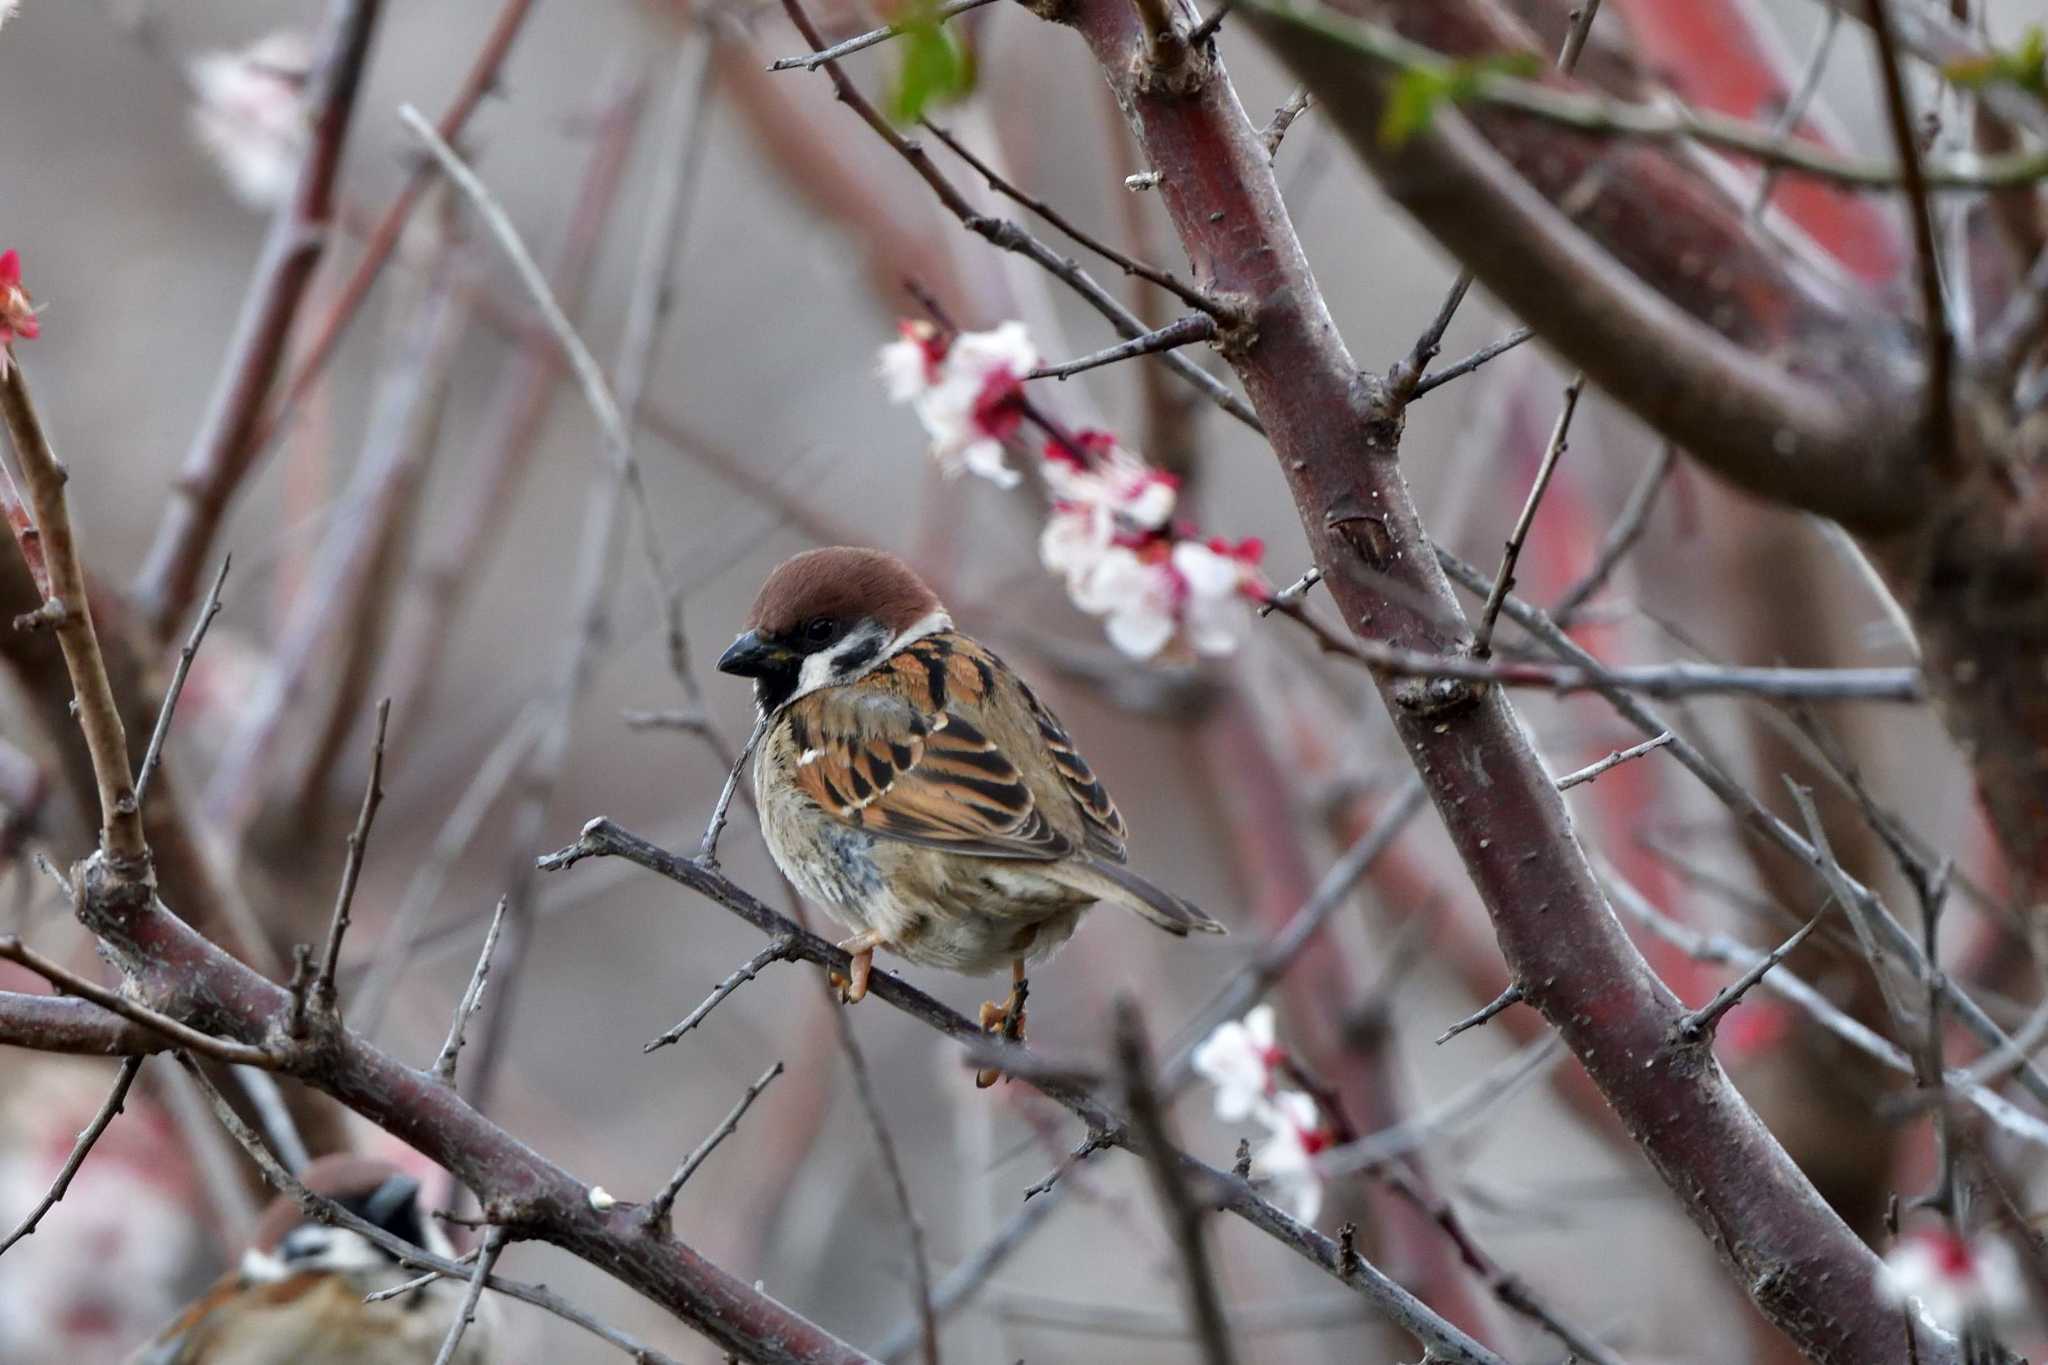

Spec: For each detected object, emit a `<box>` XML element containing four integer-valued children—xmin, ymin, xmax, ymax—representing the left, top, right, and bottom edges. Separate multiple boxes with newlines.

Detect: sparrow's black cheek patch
<box><xmin>835</xmin><ymin>635</ymin><xmax>882</xmax><ymax>674</ymax></box>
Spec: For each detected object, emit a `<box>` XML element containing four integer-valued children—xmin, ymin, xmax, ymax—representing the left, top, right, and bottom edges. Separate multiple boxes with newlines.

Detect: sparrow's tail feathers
<box><xmin>1066</xmin><ymin>859</ymin><xmax>1226</xmax><ymax>937</ymax></box>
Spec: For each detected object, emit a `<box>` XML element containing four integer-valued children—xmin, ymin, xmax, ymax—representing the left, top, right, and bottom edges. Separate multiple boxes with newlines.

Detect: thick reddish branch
<box><xmin>16</xmin><ymin>862</ymin><xmax>878</xmax><ymax>1365</ymax></box>
<box><xmin>1042</xmin><ymin>0</ymin><xmax>1952</xmax><ymax>1357</ymax></box>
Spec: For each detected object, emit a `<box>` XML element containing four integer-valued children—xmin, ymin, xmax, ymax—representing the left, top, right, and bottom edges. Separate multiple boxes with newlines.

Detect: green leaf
<box><xmin>1944</xmin><ymin>26</ymin><xmax>2045</xmax><ymax>94</ymax></box>
<box><xmin>887</xmin><ymin>4</ymin><xmax>973</xmax><ymax>125</ymax></box>
<box><xmin>1377</xmin><ymin>50</ymin><xmax>1542</xmax><ymax>148</ymax></box>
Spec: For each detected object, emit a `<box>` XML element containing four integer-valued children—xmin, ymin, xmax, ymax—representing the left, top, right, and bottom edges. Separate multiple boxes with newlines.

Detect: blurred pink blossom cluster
<box><xmin>1192</xmin><ymin>1004</ymin><xmax>1335</xmax><ymax>1224</ymax></box>
<box><xmin>878</xmin><ymin>319</ymin><xmax>1266</xmax><ymax>660</ymax></box>
<box><xmin>1878</xmin><ymin>1227</ymin><xmax>2027</xmax><ymax>1338</ymax></box>
<box><xmin>186</xmin><ymin>31</ymin><xmax>313</xmax><ymax>209</ymax></box>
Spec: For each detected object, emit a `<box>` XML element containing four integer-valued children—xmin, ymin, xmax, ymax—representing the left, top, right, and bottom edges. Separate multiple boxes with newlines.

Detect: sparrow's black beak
<box><xmin>717</xmin><ymin>630</ymin><xmax>789</xmax><ymax>678</ymax></box>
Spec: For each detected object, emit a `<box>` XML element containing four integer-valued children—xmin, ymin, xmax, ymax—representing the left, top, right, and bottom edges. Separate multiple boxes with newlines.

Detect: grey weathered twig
<box><xmin>432</xmin><ymin>896</ymin><xmax>508</xmax><ymax>1086</ymax></box>
<box><xmin>1551</xmin><ymin>443</ymin><xmax>1676</xmax><ymax>623</ymax></box>
<box><xmin>645</xmin><ymin>936</ymin><xmax>797</xmax><ymax>1053</ymax></box>
<box><xmin>1473</xmin><ymin>374</ymin><xmax>1583</xmax><ymax>657</ymax></box>
<box><xmin>432</xmin><ymin>1224</ymin><xmax>506</xmax><ymax>1365</ymax></box>
<box><xmin>1554</xmin><ymin>731</ymin><xmax>1674</xmax><ymax>791</ymax></box>
<box><xmin>639</xmin><ymin>1061</ymin><xmax>785</xmax><ymax>1236</ymax></box>
<box><xmin>134</xmin><ymin>555</ymin><xmax>229</xmax><ymax>809</ymax></box>
<box><xmin>1114</xmin><ymin>1001</ymin><xmax>1238</xmax><ymax>1365</ymax></box>
<box><xmin>311</xmin><ymin>698</ymin><xmax>390</xmax><ymax>1018</ymax></box>
<box><xmin>766</xmin><ymin>0</ymin><xmax>998</xmax><ymax>70</ymax></box>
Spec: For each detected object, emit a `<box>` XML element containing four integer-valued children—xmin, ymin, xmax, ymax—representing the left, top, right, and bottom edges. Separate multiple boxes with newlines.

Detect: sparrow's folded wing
<box><xmin>1016</xmin><ymin>676</ymin><xmax>1128</xmax><ymax>862</ymax></box>
<box><xmin>784</xmin><ymin>638</ymin><xmax>1073</xmax><ymax>861</ymax></box>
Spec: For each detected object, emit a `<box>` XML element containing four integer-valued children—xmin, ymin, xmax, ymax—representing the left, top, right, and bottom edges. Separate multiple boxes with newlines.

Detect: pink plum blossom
<box><xmin>877</xmin><ymin>320</ymin><xmax>1036</xmax><ymax>488</ymax></box>
<box><xmin>0</xmin><ymin>251</ymin><xmax>37</xmax><ymax>377</ymax></box>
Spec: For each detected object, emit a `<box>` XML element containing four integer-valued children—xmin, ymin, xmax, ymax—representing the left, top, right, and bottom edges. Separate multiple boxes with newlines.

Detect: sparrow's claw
<box><xmin>832</xmin><ymin>932</ymin><xmax>884</xmax><ymax>1004</ymax></box>
<box><xmin>974</xmin><ymin>963</ymin><xmax>1029</xmax><ymax>1088</ymax></box>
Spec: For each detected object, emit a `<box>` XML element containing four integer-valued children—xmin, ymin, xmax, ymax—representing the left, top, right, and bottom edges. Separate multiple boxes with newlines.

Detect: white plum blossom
<box><xmin>876</xmin><ymin>317</ymin><xmax>1267</xmax><ymax>659</ymax></box>
<box><xmin>1249</xmin><ymin>1090</ymin><xmax>1332</xmax><ymax>1225</ymax></box>
<box><xmin>0</xmin><ymin>2</ymin><xmax>18</xmax><ymax>32</ymax></box>
<box><xmin>1074</xmin><ymin>546</ymin><xmax>1180</xmax><ymax>660</ymax></box>
<box><xmin>1192</xmin><ymin>1006</ymin><xmax>1337</xmax><ymax>1225</ymax></box>
<box><xmin>187</xmin><ymin>31</ymin><xmax>314</xmax><ymax>209</ymax></box>
<box><xmin>1042</xmin><ymin>433</ymin><xmax>1178</xmax><ymax>532</ymax></box>
<box><xmin>1878</xmin><ymin>1229</ymin><xmax>2027</xmax><ymax>1335</ymax></box>
<box><xmin>1173</xmin><ymin>538</ymin><xmax>1261</xmax><ymax>655</ymax></box>
<box><xmin>1191</xmin><ymin>1004</ymin><xmax>1283</xmax><ymax>1123</ymax></box>
<box><xmin>877</xmin><ymin>320</ymin><xmax>1036</xmax><ymax>488</ymax></box>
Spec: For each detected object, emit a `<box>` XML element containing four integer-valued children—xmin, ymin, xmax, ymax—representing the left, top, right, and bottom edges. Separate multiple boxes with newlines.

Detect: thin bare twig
<box><xmin>433</xmin><ymin>1224</ymin><xmax>507</xmax><ymax>1365</ymax></box>
<box><xmin>0</xmin><ymin>1056</ymin><xmax>143</xmax><ymax>1258</ymax></box>
<box><xmin>768</xmin><ymin>0</ymin><xmax>999</xmax><ymax>69</ymax></box>
<box><xmin>1602</xmin><ymin>865</ymin><xmax>2048</xmax><ymax>1151</ymax></box>
<box><xmin>134</xmin><ymin>556</ymin><xmax>229</xmax><ymax>809</ymax></box>
<box><xmin>1027</xmin><ymin>314</ymin><xmax>1218</xmax><ymax>381</ymax></box>
<box><xmin>1410</xmin><ymin>327</ymin><xmax>1535</xmax><ymax>397</ymax></box>
<box><xmin>1675</xmin><ymin>907</ymin><xmax>1831</xmax><ymax>1040</ymax></box>
<box><xmin>697</xmin><ymin>714</ymin><xmax>768</xmax><ymax>865</ymax></box>
<box><xmin>913</xmin><ymin>122</ymin><xmax>1226</xmax><ymax>327</ymax></box>
<box><xmin>0</xmin><ymin>935</ymin><xmax>273</xmax><ymax>1065</ymax></box>
<box><xmin>311</xmin><ymin>698</ymin><xmax>389</xmax><ymax>1017</ymax></box>
<box><xmin>1551</xmin><ymin>442</ymin><xmax>1676</xmax><ymax>624</ymax></box>
<box><xmin>1473</xmin><ymin>374</ymin><xmax>1583</xmax><ymax>657</ymax></box>
<box><xmin>1434</xmin><ymin>984</ymin><xmax>1523</xmax><ymax>1044</ymax></box>
<box><xmin>774</xmin><ymin>11</ymin><xmax>1262</xmax><ymax>430</ymax></box>
<box><xmin>1387</xmin><ymin>0</ymin><xmax>1600</xmax><ymax>401</ymax></box>
<box><xmin>1114</xmin><ymin>1001</ymin><xmax>1238</xmax><ymax>1365</ymax></box>
<box><xmin>232</xmin><ymin>1064</ymin><xmax>311</xmax><ymax>1176</ymax></box>
<box><xmin>433</xmin><ymin>896</ymin><xmax>508</xmax><ymax>1086</ymax></box>
<box><xmin>1554</xmin><ymin>730</ymin><xmax>1675</xmax><ymax>791</ymax></box>
<box><xmin>645</xmin><ymin>936</ymin><xmax>798</xmax><ymax>1053</ymax></box>
<box><xmin>1261</xmin><ymin>87</ymin><xmax>1311</xmax><ymax>158</ymax></box>
<box><xmin>640</xmin><ymin>1061</ymin><xmax>785</xmax><ymax>1236</ymax></box>
<box><xmin>833</xmin><ymin>1012</ymin><xmax>941</xmax><ymax>1364</ymax></box>
<box><xmin>1748</xmin><ymin>8</ymin><xmax>1844</xmax><ymax>221</ymax></box>
<box><xmin>349</xmin><ymin>706</ymin><xmax>541</xmax><ymax>1035</ymax></box>
<box><xmin>1269</xmin><ymin>605</ymin><xmax>1923</xmax><ymax>701</ymax></box>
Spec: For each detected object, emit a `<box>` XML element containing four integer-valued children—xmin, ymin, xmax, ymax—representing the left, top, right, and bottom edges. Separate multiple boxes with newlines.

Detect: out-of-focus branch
<box><xmin>1244</xmin><ymin>0</ymin><xmax>1924</xmax><ymax>535</ymax></box>
<box><xmin>381</xmin><ymin>74</ymin><xmax>649</xmax><ymax>737</ymax></box>
<box><xmin>132</xmin><ymin>0</ymin><xmax>387</xmax><ymax>642</ymax></box>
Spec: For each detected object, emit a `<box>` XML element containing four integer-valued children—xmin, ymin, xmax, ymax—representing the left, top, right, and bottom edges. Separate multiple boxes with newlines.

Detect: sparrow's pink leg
<box><xmin>829</xmin><ymin>929</ymin><xmax>887</xmax><ymax>1003</ymax></box>
<box><xmin>975</xmin><ymin>957</ymin><xmax>1030</xmax><ymax>1089</ymax></box>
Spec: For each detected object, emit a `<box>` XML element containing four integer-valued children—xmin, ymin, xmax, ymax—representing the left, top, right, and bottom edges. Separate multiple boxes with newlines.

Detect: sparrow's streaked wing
<box><xmin>785</xmin><ymin>633</ymin><xmax>1111</xmax><ymax>861</ymax></box>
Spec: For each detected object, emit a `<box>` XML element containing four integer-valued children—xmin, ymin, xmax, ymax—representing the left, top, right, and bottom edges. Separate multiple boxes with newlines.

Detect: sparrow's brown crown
<box><xmin>744</xmin><ymin>547</ymin><xmax>943</xmax><ymax>640</ymax></box>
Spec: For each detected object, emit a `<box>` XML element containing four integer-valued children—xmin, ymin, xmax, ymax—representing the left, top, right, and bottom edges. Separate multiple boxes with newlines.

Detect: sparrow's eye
<box><xmin>803</xmin><ymin>617</ymin><xmax>838</xmax><ymax>645</ymax></box>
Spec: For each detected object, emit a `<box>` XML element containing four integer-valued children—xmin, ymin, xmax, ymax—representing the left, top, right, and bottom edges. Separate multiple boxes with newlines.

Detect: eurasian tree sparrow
<box><xmin>718</xmin><ymin>547</ymin><xmax>1223</xmax><ymax>1082</ymax></box>
<box><xmin>124</xmin><ymin>1156</ymin><xmax>491</xmax><ymax>1365</ymax></box>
